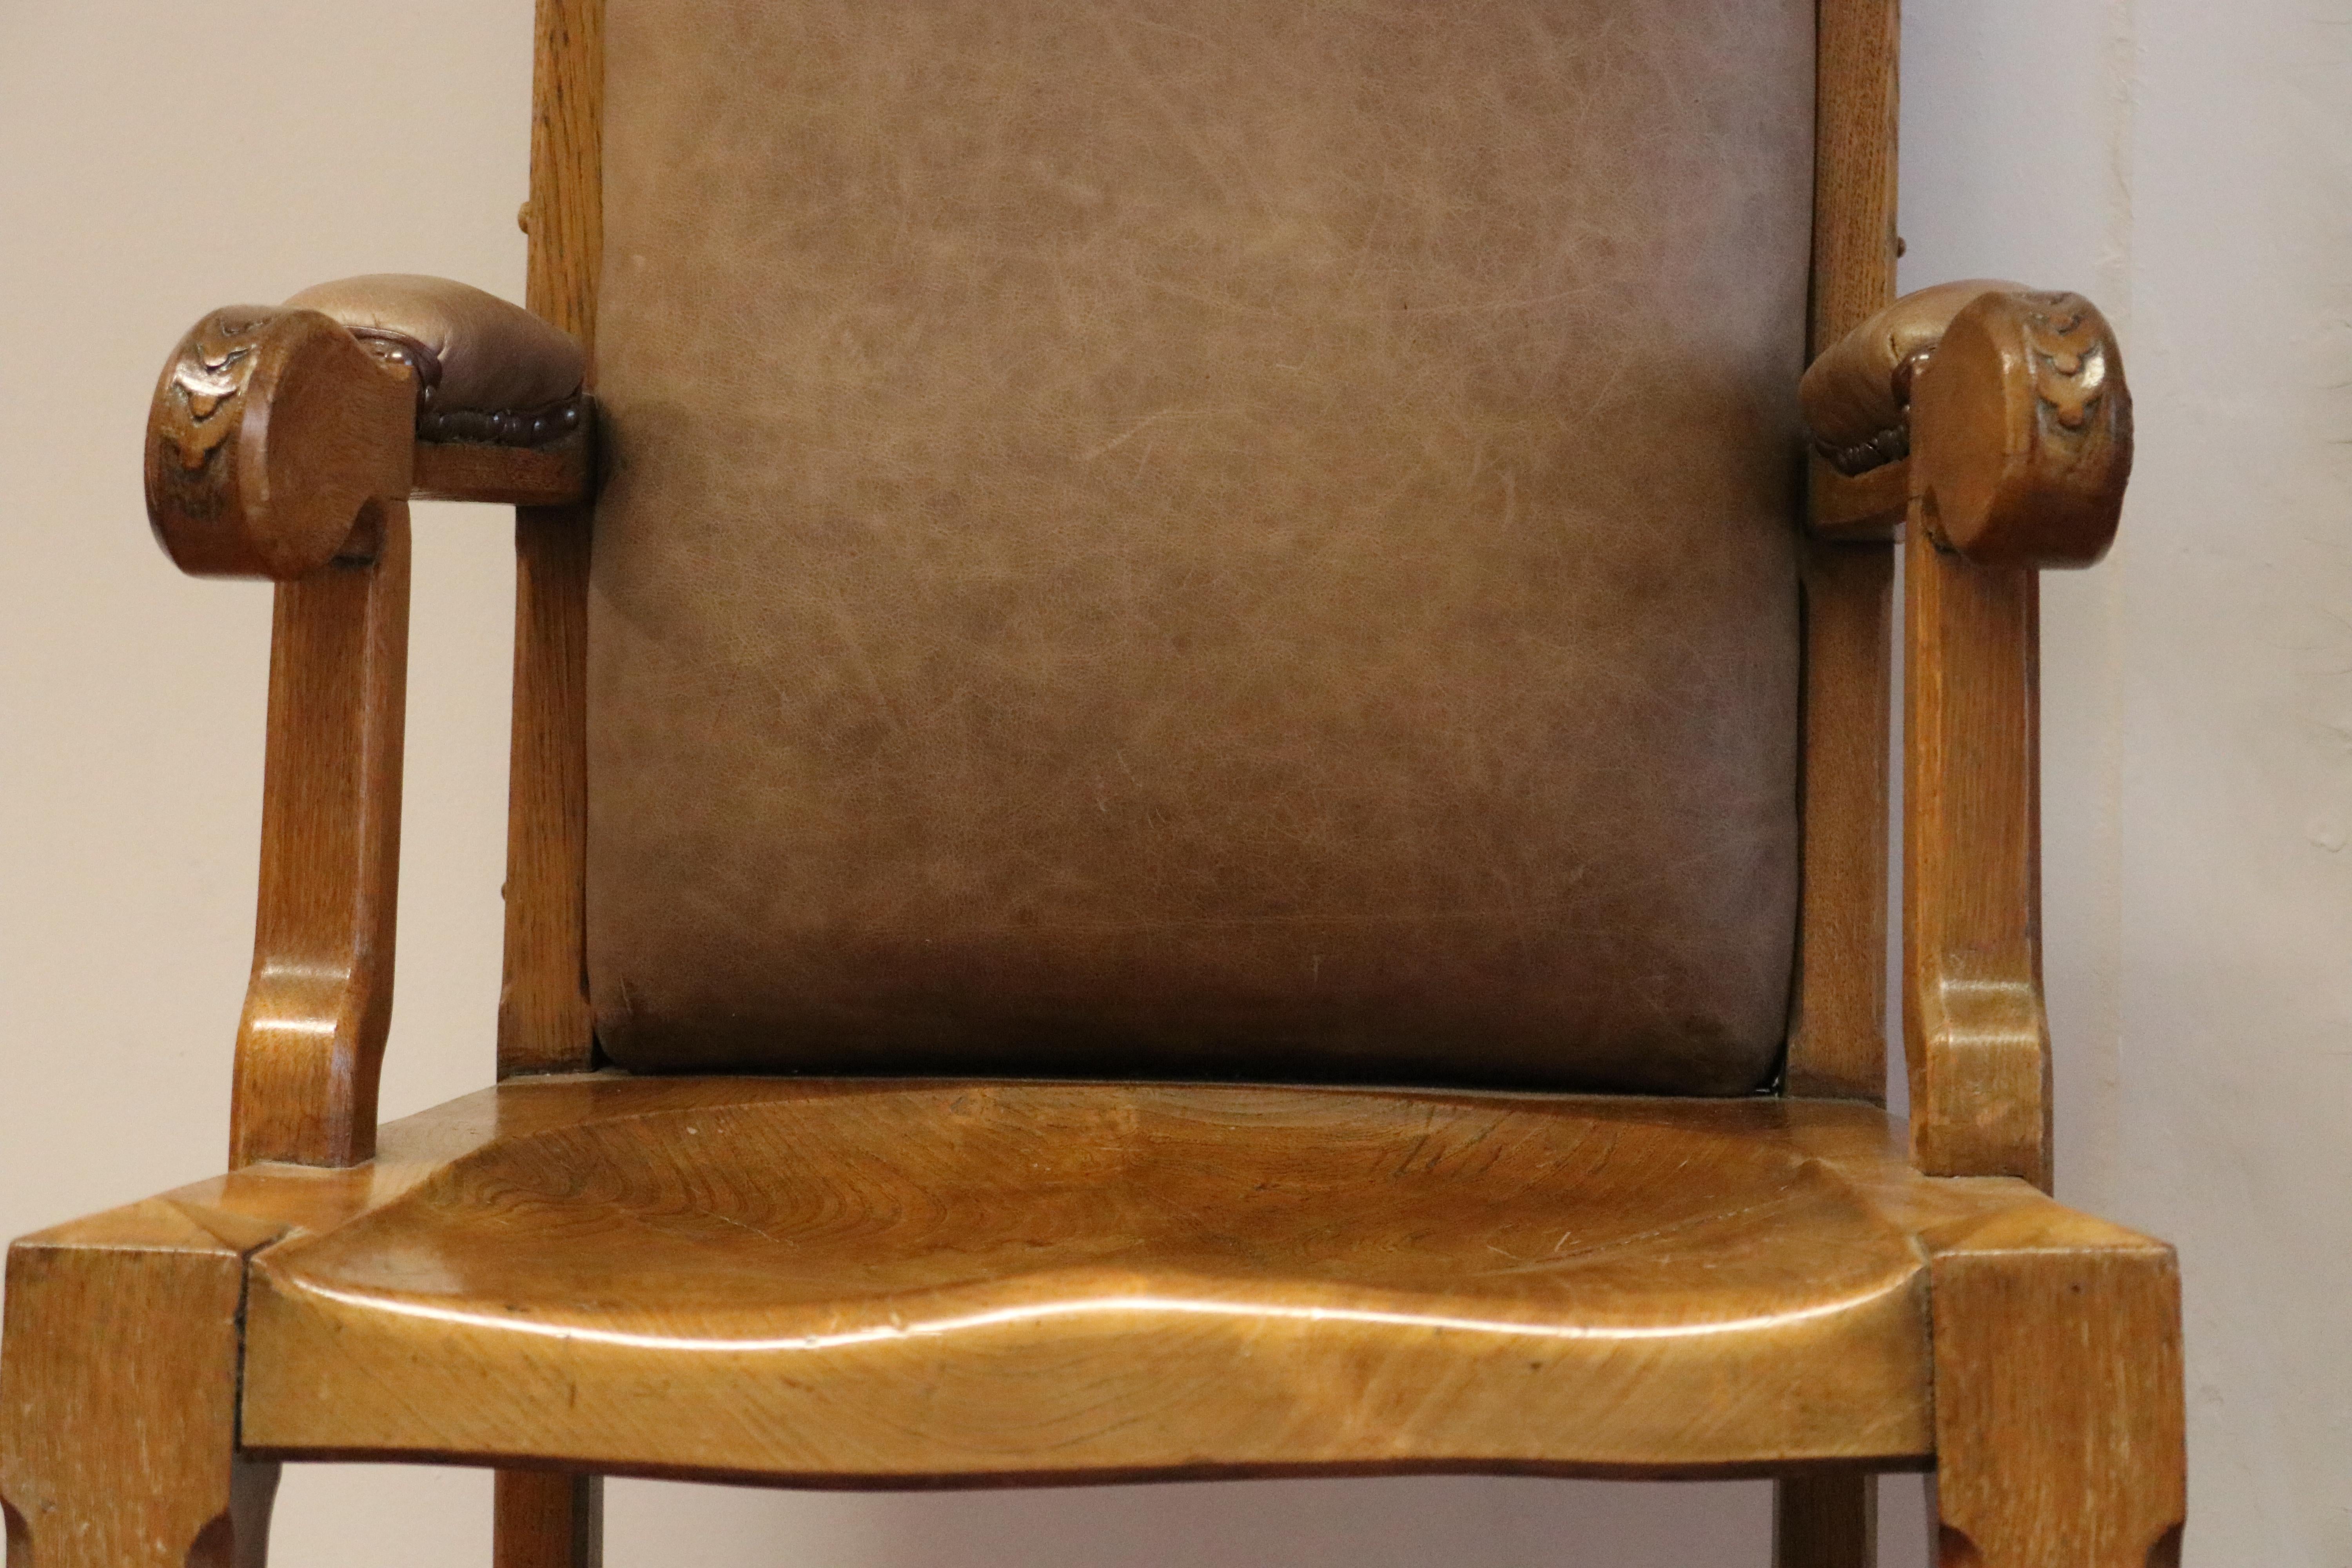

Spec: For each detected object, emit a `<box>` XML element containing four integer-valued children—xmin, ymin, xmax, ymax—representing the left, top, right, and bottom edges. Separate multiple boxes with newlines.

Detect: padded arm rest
<box><xmin>1802</xmin><ymin>281</ymin><xmax>2133</xmax><ymax>569</ymax></box>
<box><xmin>285</xmin><ymin>274</ymin><xmax>584</xmax><ymax>444</ymax></box>
<box><xmin>146</xmin><ymin>278</ymin><xmax>590</xmax><ymax>580</ymax></box>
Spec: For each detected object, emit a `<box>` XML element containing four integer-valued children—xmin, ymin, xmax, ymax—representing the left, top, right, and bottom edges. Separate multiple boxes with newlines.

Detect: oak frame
<box><xmin>0</xmin><ymin>4</ymin><xmax>2185</xmax><ymax>1567</ymax></box>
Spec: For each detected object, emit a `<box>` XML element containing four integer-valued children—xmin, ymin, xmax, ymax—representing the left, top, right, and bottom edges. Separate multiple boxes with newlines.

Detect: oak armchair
<box><xmin>1</xmin><ymin>3</ymin><xmax>2182</xmax><ymax>1567</ymax></box>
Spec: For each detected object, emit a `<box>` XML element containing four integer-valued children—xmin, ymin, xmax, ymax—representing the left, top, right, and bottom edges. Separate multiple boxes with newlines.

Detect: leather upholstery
<box><xmin>1800</xmin><ymin>278</ymin><xmax>2025</xmax><ymax>473</ymax></box>
<box><xmin>586</xmin><ymin>0</ymin><xmax>1814</xmax><ymax>1094</ymax></box>
<box><xmin>284</xmin><ymin>274</ymin><xmax>584</xmax><ymax>414</ymax></box>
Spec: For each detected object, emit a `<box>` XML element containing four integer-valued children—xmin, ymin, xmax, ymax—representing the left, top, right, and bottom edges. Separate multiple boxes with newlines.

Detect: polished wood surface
<box><xmin>195</xmin><ymin>1077</ymin><xmax>2057</xmax><ymax>1483</ymax></box>
<box><xmin>494</xmin><ymin>2</ymin><xmax>607</xmax><ymax>1552</ymax></box>
<box><xmin>1929</xmin><ymin>1204</ymin><xmax>2186</xmax><ymax>1566</ymax></box>
<box><xmin>413</xmin><ymin>427</ymin><xmax>592</xmax><ymax>508</ymax></box>
<box><xmin>140</xmin><ymin>284</ymin><xmax>590</xmax><ymax>1170</ymax></box>
<box><xmin>0</xmin><ymin>1201</ymin><xmax>287</xmax><ymax>1568</ymax></box>
<box><xmin>498</xmin><ymin>0</ymin><xmax>603</xmax><ymax>1083</ymax></box>
<box><xmin>1809</xmin><ymin>456</ymin><xmax>1909</xmax><ymax>543</ymax></box>
<box><xmin>1804</xmin><ymin>278</ymin><xmax>2131</xmax><ymax>1189</ymax></box>
<box><xmin>1809</xmin><ymin>0</ymin><xmax>1902</xmax><ymax>350</ymax></box>
<box><xmin>494</xmin><ymin>1472</ymin><xmax>603</xmax><ymax>1568</ymax></box>
<box><xmin>1775</xmin><ymin>1473</ymin><xmax>1878</xmax><ymax>1568</ymax></box>
<box><xmin>1912</xmin><ymin>290</ymin><xmax>2131</xmax><ymax>569</ymax></box>
<box><xmin>147</xmin><ymin>306</ymin><xmax>416</xmax><ymax>580</ymax></box>
<box><xmin>1902</xmin><ymin>520</ymin><xmax>2050</xmax><ymax>1189</ymax></box>
<box><xmin>1803</xmin><ymin>285</ymin><xmax>2130</xmax><ymax>570</ymax></box>
<box><xmin>1785</xmin><ymin>0</ymin><xmax>1901</xmax><ymax>1111</ymax></box>
<box><xmin>144</xmin><ymin>302</ymin><xmax>583</xmax><ymax>573</ymax></box>
<box><xmin>229</xmin><ymin>505</ymin><xmax>411</xmax><ymax>1170</ymax></box>
<box><xmin>1779</xmin><ymin>23</ymin><xmax>1901</xmax><ymax>1554</ymax></box>
<box><xmin>117</xmin><ymin>1076</ymin><xmax>2155</xmax><ymax>1497</ymax></box>
<box><xmin>1788</xmin><ymin>535</ymin><xmax>1895</xmax><ymax>1109</ymax></box>
<box><xmin>230</xmin><ymin>1080</ymin><xmax>1939</xmax><ymax>1480</ymax></box>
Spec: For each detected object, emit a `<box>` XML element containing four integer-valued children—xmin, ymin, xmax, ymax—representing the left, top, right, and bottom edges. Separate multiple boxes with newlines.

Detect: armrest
<box><xmin>284</xmin><ymin>274</ymin><xmax>584</xmax><ymax>436</ymax></box>
<box><xmin>146</xmin><ymin>276</ymin><xmax>590</xmax><ymax>581</ymax></box>
<box><xmin>141</xmin><ymin>276</ymin><xmax>586</xmax><ymax>1167</ymax></box>
<box><xmin>1803</xmin><ymin>280</ymin><xmax>2134</xmax><ymax>1187</ymax></box>
<box><xmin>1802</xmin><ymin>282</ymin><xmax>2132</xmax><ymax>568</ymax></box>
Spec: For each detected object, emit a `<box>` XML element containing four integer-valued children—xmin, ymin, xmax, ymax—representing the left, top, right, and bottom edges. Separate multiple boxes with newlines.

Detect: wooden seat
<box><xmin>138</xmin><ymin>1075</ymin><xmax>2083</xmax><ymax>1486</ymax></box>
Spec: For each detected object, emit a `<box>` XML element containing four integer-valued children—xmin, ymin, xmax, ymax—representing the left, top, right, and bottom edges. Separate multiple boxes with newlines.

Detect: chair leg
<box><xmin>1928</xmin><ymin>1212</ymin><xmax>2187</xmax><ymax>1568</ymax></box>
<box><xmin>0</xmin><ymin>1199</ymin><xmax>284</xmax><ymax>1568</ymax></box>
<box><xmin>495</xmin><ymin>1471</ymin><xmax>603</xmax><ymax>1568</ymax></box>
<box><xmin>1775</xmin><ymin>1474</ymin><xmax>1877</xmax><ymax>1568</ymax></box>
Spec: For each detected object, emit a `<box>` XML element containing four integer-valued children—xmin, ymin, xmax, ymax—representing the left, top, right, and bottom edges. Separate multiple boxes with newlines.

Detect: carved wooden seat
<box><xmin>225</xmin><ymin>1080</ymin><xmax>1987</xmax><ymax>1481</ymax></box>
<box><xmin>0</xmin><ymin>3</ymin><xmax>2183</xmax><ymax>1566</ymax></box>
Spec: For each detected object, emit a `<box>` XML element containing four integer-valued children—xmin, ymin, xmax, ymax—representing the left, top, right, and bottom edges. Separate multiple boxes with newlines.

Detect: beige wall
<box><xmin>2</xmin><ymin>4</ymin><xmax>2341</xmax><ymax>1564</ymax></box>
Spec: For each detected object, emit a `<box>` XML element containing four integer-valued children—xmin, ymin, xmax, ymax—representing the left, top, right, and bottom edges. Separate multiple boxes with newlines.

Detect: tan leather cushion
<box><xmin>587</xmin><ymin>0</ymin><xmax>1813</xmax><ymax>1094</ymax></box>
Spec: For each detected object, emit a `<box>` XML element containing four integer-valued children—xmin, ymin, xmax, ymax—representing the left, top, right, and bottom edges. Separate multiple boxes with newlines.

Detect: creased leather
<box><xmin>284</xmin><ymin>274</ymin><xmax>584</xmax><ymax>414</ymax></box>
<box><xmin>586</xmin><ymin>0</ymin><xmax>1813</xmax><ymax>1094</ymax></box>
<box><xmin>1799</xmin><ymin>278</ymin><xmax>2028</xmax><ymax>471</ymax></box>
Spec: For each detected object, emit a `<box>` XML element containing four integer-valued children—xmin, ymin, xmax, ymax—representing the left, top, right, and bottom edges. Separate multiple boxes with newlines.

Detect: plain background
<box><xmin>2</xmin><ymin>3</ymin><xmax>2345</xmax><ymax>1563</ymax></box>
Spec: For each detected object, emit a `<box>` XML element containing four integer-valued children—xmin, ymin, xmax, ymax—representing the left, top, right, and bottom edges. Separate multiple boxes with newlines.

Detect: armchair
<box><xmin>0</xmin><ymin>4</ymin><xmax>2182</xmax><ymax>1568</ymax></box>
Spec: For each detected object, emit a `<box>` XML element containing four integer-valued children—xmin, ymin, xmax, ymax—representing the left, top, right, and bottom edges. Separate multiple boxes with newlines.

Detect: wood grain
<box><xmin>1786</xmin><ymin>0</ymin><xmax>1900</xmax><ymax>1108</ymax></box>
<box><xmin>412</xmin><ymin>426</ymin><xmax>592</xmax><ymax>507</ymax></box>
<box><xmin>1902</xmin><ymin>518</ymin><xmax>2051</xmax><ymax>1188</ymax></box>
<box><xmin>1809</xmin><ymin>0</ymin><xmax>1901</xmax><ymax>353</ymax></box>
<box><xmin>495</xmin><ymin>1472</ymin><xmax>603</xmax><ymax>1568</ymax></box>
<box><xmin>1775</xmin><ymin>1473</ymin><xmax>1878</xmax><ymax>1568</ymax></box>
<box><xmin>1782</xmin><ymin>12</ymin><xmax>1902</xmax><ymax>1552</ymax></box>
<box><xmin>494</xmin><ymin>0</ymin><xmax>608</xmax><ymax>1550</ymax></box>
<box><xmin>145</xmin><ymin>306</ymin><xmax>415</xmax><ymax>581</ymax></box>
<box><xmin>1788</xmin><ymin>536</ymin><xmax>1895</xmax><ymax>1109</ymax></box>
<box><xmin>1928</xmin><ymin>1204</ymin><xmax>2185</xmax><ymax>1566</ymax></box>
<box><xmin>1912</xmin><ymin>290</ymin><xmax>2131</xmax><ymax>569</ymax></box>
<box><xmin>229</xmin><ymin>503</ymin><xmax>411</xmax><ymax>1169</ymax></box>
<box><xmin>1803</xmin><ymin>284</ymin><xmax>2131</xmax><ymax>569</ymax></box>
<box><xmin>1810</xmin><ymin>456</ymin><xmax>1909</xmax><ymax>543</ymax></box>
<box><xmin>5</xmin><ymin>1085</ymin><xmax>2176</xmax><ymax>1549</ymax></box>
<box><xmin>499</xmin><ymin>0</ymin><xmax>604</xmax><ymax>1082</ymax></box>
<box><xmin>0</xmin><ymin>1201</ymin><xmax>288</xmax><ymax>1568</ymax></box>
<box><xmin>227</xmin><ymin>1078</ymin><xmax>1958</xmax><ymax>1483</ymax></box>
<box><xmin>523</xmin><ymin>0</ymin><xmax>603</xmax><ymax>358</ymax></box>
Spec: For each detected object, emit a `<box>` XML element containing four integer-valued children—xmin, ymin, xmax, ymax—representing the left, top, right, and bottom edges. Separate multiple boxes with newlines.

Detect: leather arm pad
<box><xmin>1802</xmin><ymin>282</ymin><xmax>2133</xmax><ymax>569</ymax></box>
<box><xmin>145</xmin><ymin>278</ymin><xmax>589</xmax><ymax>579</ymax></box>
<box><xmin>284</xmin><ymin>274</ymin><xmax>584</xmax><ymax>443</ymax></box>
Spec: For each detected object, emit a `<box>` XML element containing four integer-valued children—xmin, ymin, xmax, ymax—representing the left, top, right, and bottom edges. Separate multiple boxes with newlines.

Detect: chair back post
<box><xmin>499</xmin><ymin>0</ymin><xmax>605</xmax><ymax>1082</ymax></box>
<box><xmin>494</xmin><ymin>5</ymin><xmax>609</xmax><ymax>1557</ymax></box>
<box><xmin>1787</xmin><ymin>0</ymin><xmax>1901</xmax><ymax>1105</ymax></box>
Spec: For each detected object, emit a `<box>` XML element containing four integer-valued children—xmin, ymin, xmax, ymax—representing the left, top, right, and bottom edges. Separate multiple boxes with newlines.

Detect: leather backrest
<box><xmin>587</xmin><ymin>0</ymin><xmax>1814</xmax><ymax>1094</ymax></box>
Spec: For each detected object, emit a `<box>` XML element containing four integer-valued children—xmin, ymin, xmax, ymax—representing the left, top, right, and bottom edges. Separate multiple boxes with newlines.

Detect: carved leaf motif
<box><xmin>2020</xmin><ymin>292</ymin><xmax>2109</xmax><ymax>437</ymax></box>
<box><xmin>163</xmin><ymin>311</ymin><xmax>278</xmax><ymax>469</ymax></box>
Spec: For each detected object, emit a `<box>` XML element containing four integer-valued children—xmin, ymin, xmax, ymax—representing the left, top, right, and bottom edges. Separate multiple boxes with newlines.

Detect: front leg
<box><xmin>1929</xmin><ymin>1203</ymin><xmax>2186</xmax><ymax>1567</ymax></box>
<box><xmin>1</xmin><ymin>1201</ymin><xmax>287</xmax><ymax>1568</ymax></box>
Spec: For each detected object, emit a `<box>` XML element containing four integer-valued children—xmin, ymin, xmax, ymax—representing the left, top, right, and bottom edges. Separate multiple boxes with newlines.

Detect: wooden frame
<box><xmin>497</xmin><ymin>0</ymin><xmax>603</xmax><ymax>1089</ymax></box>
<box><xmin>1784</xmin><ymin>0</ymin><xmax>1902</xmax><ymax>1114</ymax></box>
<box><xmin>0</xmin><ymin>3</ymin><xmax>2184</xmax><ymax>1566</ymax></box>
